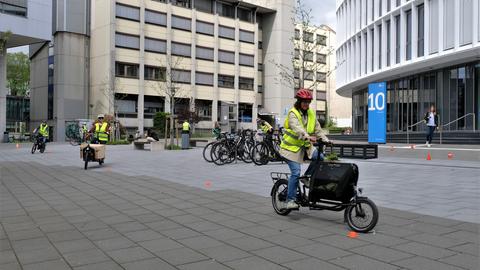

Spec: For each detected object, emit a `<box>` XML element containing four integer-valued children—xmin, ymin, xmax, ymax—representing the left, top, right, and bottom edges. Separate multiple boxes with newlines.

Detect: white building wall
<box><xmin>336</xmin><ymin>0</ymin><xmax>480</xmax><ymax>96</ymax></box>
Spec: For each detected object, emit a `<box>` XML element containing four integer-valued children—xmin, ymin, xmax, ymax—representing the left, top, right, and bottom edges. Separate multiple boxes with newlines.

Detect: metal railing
<box><xmin>439</xmin><ymin>113</ymin><xmax>476</xmax><ymax>144</ymax></box>
<box><xmin>406</xmin><ymin>120</ymin><xmax>425</xmax><ymax>145</ymax></box>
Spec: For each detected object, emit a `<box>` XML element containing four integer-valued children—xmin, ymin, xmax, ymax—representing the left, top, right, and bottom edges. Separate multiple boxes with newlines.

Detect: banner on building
<box><xmin>368</xmin><ymin>82</ymin><xmax>387</xmax><ymax>143</ymax></box>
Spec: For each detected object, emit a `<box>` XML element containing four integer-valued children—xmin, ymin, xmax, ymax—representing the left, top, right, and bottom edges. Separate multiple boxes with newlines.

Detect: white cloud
<box><xmin>302</xmin><ymin>0</ymin><xmax>337</xmax><ymax>30</ymax></box>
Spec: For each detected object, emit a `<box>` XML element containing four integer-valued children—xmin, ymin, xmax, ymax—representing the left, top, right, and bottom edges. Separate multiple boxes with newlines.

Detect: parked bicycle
<box><xmin>251</xmin><ymin>130</ymin><xmax>284</xmax><ymax>165</ymax></box>
<box><xmin>66</xmin><ymin>123</ymin><xmax>83</xmax><ymax>146</ymax></box>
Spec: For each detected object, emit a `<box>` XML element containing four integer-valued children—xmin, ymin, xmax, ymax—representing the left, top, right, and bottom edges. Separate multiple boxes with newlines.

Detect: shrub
<box><xmin>106</xmin><ymin>140</ymin><xmax>130</xmax><ymax>145</ymax></box>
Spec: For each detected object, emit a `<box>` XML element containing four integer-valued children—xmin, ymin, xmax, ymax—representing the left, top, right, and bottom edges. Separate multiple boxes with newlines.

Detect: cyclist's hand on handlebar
<box><xmin>308</xmin><ymin>136</ymin><xmax>317</xmax><ymax>143</ymax></box>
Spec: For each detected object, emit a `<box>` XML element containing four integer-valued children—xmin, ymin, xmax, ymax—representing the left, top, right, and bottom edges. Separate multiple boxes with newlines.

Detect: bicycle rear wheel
<box><xmin>252</xmin><ymin>142</ymin><xmax>269</xmax><ymax>165</ymax></box>
<box><xmin>202</xmin><ymin>141</ymin><xmax>215</xmax><ymax>163</ymax></box>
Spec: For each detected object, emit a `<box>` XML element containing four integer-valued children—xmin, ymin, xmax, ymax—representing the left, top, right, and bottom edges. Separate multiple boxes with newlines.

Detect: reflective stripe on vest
<box><xmin>39</xmin><ymin>124</ymin><xmax>49</xmax><ymax>137</ymax></box>
<box><xmin>182</xmin><ymin>122</ymin><xmax>190</xmax><ymax>131</ymax></box>
<box><xmin>95</xmin><ymin>122</ymin><xmax>108</xmax><ymax>141</ymax></box>
<box><xmin>280</xmin><ymin>107</ymin><xmax>316</xmax><ymax>153</ymax></box>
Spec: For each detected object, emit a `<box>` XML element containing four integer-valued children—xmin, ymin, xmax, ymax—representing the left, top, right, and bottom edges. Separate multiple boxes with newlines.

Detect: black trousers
<box><xmin>426</xmin><ymin>126</ymin><xmax>435</xmax><ymax>144</ymax></box>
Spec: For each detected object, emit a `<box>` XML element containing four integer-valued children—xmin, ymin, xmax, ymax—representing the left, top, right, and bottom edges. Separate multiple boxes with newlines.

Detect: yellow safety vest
<box><xmin>39</xmin><ymin>124</ymin><xmax>49</xmax><ymax>137</ymax></box>
<box><xmin>260</xmin><ymin>122</ymin><xmax>273</xmax><ymax>133</ymax></box>
<box><xmin>280</xmin><ymin>107</ymin><xmax>316</xmax><ymax>153</ymax></box>
<box><xmin>182</xmin><ymin>122</ymin><xmax>190</xmax><ymax>131</ymax></box>
<box><xmin>95</xmin><ymin>122</ymin><xmax>108</xmax><ymax>142</ymax></box>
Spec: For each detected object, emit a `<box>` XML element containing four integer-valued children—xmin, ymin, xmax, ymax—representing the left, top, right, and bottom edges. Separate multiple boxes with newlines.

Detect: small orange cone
<box><xmin>204</xmin><ymin>180</ymin><xmax>212</xmax><ymax>188</ymax></box>
<box><xmin>16</xmin><ymin>143</ymin><xmax>20</xmax><ymax>149</ymax></box>
<box><xmin>347</xmin><ymin>231</ymin><xmax>358</xmax><ymax>238</ymax></box>
<box><xmin>447</xmin><ymin>152</ymin><xmax>454</xmax><ymax>160</ymax></box>
<box><xmin>426</xmin><ymin>151</ymin><xmax>431</xmax><ymax>161</ymax></box>
<box><xmin>410</xmin><ymin>144</ymin><xmax>416</xmax><ymax>149</ymax></box>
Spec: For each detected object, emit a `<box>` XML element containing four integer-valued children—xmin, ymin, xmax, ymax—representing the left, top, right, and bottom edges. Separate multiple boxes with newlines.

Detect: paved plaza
<box><xmin>0</xmin><ymin>143</ymin><xmax>479</xmax><ymax>269</ymax></box>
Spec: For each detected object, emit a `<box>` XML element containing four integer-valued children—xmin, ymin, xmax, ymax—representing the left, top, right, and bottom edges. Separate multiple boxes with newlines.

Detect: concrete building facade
<box><xmin>336</xmin><ymin>0</ymin><xmax>480</xmax><ymax>136</ymax></box>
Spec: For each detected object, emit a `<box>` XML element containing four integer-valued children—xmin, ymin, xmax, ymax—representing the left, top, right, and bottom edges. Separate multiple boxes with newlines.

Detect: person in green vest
<box><xmin>89</xmin><ymin>114</ymin><xmax>110</xmax><ymax>144</ymax></box>
<box><xmin>182</xmin><ymin>120</ymin><xmax>191</xmax><ymax>149</ymax></box>
<box><xmin>36</xmin><ymin>121</ymin><xmax>49</xmax><ymax>143</ymax></box>
<box><xmin>81</xmin><ymin>123</ymin><xmax>88</xmax><ymax>142</ymax></box>
<box><xmin>257</xmin><ymin>118</ymin><xmax>273</xmax><ymax>135</ymax></box>
<box><xmin>279</xmin><ymin>89</ymin><xmax>330</xmax><ymax>209</ymax></box>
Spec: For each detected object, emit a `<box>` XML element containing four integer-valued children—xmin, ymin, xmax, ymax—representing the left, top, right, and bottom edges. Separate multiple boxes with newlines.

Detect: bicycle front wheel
<box><xmin>252</xmin><ymin>142</ymin><xmax>269</xmax><ymax>165</ymax></box>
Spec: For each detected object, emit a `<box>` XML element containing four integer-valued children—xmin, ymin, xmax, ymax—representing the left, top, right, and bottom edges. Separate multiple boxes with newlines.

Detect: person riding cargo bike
<box><xmin>279</xmin><ymin>88</ymin><xmax>330</xmax><ymax>210</ymax></box>
<box><xmin>88</xmin><ymin>114</ymin><xmax>110</xmax><ymax>144</ymax></box>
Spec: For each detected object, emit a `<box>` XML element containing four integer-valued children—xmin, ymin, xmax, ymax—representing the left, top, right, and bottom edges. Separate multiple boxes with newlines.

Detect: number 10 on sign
<box><xmin>368</xmin><ymin>82</ymin><xmax>387</xmax><ymax>143</ymax></box>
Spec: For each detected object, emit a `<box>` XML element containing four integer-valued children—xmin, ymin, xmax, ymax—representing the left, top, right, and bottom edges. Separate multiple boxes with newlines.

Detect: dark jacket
<box><xmin>424</xmin><ymin>112</ymin><xmax>439</xmax><ymax>127</ymax></box>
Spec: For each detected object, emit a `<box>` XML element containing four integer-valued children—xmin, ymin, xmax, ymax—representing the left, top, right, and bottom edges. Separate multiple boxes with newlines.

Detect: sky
<box><xmin>303</xmin><ymin>0</ymin><xmax>337</xmax><ymax>30</ymax></box>
<box><xmin>7</xmin><ymin>0</ymin><xmax>338</xmax><ymax>54</ymax></box>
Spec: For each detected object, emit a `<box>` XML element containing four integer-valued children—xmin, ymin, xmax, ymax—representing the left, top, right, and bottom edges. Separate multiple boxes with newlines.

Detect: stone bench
<box><xmin>133</xmin><ymin>139</ymin><xmax>164</xmax><ymax>151</ymax></box>
<box><xmin>189</xmin><ymin>139</ymin><xmax>209</xmax><ymax>147</ymax></box>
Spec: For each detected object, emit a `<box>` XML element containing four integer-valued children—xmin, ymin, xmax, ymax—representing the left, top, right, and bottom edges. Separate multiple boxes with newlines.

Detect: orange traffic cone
<box><xmin>447</xmin><ymin>152</ymin><xmax>454</xmax><ymax>159</ymax></box>
<box><xmin>410</xmin><ymin>144</ymin><xmax>416</xmax><ymax>150</ymax></box>
<box><xmin>347</xmin><ymin>231</ymin><xmax>358</xmax><ymax>238</ymax></box>
<box><xmin>426</xmin><ymin>151</ymin><xmax>431</xmax><ymax>161</ymax></box>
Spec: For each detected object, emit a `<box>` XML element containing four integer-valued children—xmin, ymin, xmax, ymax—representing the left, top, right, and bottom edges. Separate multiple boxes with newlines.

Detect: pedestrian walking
<box><xmin>424</xmin><ymin>105</ymin><xmax>439</xmax><ymax>147</ymax></box>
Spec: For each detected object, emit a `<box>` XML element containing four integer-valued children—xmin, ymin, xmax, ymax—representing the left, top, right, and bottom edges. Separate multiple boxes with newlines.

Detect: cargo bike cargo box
<box><xmin>80</xmin><ymin>143</ymin><xmax>106</xmax><ymax>160</ymax></box>
<box><xmin>309</xmin><ymin>162</ymin><xmax>358</xmax><ymax>203</ymax></box>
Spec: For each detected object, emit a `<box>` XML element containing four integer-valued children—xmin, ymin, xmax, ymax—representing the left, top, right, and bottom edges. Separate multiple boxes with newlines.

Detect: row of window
<box><xmin>294</xmin><ymin>50</ymin><xmax>327</xmax><ymax>64</ymax></box>
<box><xmin>294</xmin><ymin>30</ymin><xmax>327</xmax><ymax>46</ymax></box>
<box><xmin>115</xmin><ymin>33</ymin><xmax>255</xmax><ymax>66</ymax></box>
<box><xmin>0</xmin><ymin>1</ymin><xmax>27</xmax><ymax>17</ymax></box>
<box><xmin>116</xmin><ymin>3</ymin><xmax>255</xmax><ymax>43</ymax></box>
<box><xmin>115</xmin><ymin>62</ymin><xmax>256</xmax><ymax>90</ymax></box>
<box><xmin>294</xmin><ymin>69</ymin><xmax>327</xmax><ymax>82</ymax></box>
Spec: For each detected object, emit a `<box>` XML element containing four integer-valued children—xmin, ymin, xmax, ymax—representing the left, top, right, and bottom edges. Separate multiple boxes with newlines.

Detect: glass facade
<box><xmin>352</xmin><ymin>62</ymin><xmax>480</xmax><ymax>134</ymax></box>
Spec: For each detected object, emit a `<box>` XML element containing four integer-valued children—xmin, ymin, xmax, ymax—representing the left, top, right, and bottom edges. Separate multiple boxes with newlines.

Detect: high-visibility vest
<box><xmin>260</xmin><ymin>122</ymin><xmax>273</xmax><ymax>133</ymax></box>
<box><xmin>39</xmin><ymin>124</ymin><xmax>49</xmax><ymax>137</ymax></box>
<box><xmin>280</xmin><ymin>107</ymin><xmax>316</xmax><ymax>153</ymax></box>
<box><xmin>182</xmin><ymin>122</ymin><xmax>190</xmax><ymax>131</ymax></box>
<box><xmin>82</xmin><ymin>125</ymin><xmax>88</xmax><ymax>133</ymax></box>
<box><xmin>95</xmin><ymin>122</ymin><xmax>108</xmax><ymax>142</ymax></box>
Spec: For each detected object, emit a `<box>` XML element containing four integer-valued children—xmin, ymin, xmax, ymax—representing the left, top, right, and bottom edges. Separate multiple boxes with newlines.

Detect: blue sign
<box><xmin>368</xmin><ymin>82</ymin><xmax>387</xmax><ymax>143</ymax></box>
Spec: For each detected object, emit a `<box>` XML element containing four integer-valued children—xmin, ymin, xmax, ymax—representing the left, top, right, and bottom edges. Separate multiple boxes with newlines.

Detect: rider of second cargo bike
<box><xmin>279</xmin><ymin>88</ymin><xmax>330</xmax><ymax>210</ymax></box>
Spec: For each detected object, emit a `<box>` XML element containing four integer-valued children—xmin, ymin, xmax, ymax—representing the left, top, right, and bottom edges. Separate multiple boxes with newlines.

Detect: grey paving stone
<box><xmin>178</xmin><ymin>260</ymin><xmax>231</xmax><ymax>270</ymax></box>
<box><xmin>353</xmin><ymin>232</ymin><xmax>409</xmax><ymax>247</ymax></box>
<box><xmin>393</xmin><ymin>256</ymin><xmax>465</xmax><ymax>270</ymax></box>
<box><xmin>404</xmin><ymin>233</ymin><xmax>468</xmax><ymax>248</ymax></box>
<box><xmin>121</xmin><ymin>258</ymin><xmax>177</xmax><ymax>270</ymax></box>
<box><xmin>110</xmin><ymin>222</ymin><xmax>147</xmax><ymax>233</ymax></box>
<box><xmin>0</xmin><ymin>250</ymin><xmax>17</xmax><ymax>264</ymax></box>
<box><xmin>160</xmin><ymin>227</ymin><xmax>202</xmax><ymax>240</ymax></box>
<box><xmin>202</xmin><ymin>228</ymin><xmax>248</xmax><ymax>241</ymax></box>
<box><xmin>0</xmin><ymin>262</ymin><xmax>22</xmax><ymax>270</ymax></box>
<box><xmin>266</xmin><ymin>234</ymin><xmax>316</xmax><ymax>248</ymax></box>
<box><xmin>124</xmin><ymin>230</ymin><xmax>165</xmax><ymax>243</ymax></box>
<box><xmin>216</xmin><ymin>219</ymin><xmax>257</xmax><ymax>230</ymax></box>
<box><xmin>0</xmin><ymin>240</ymin><xmax>11</xmax><ymax>252</ymax></box>
<box><xmin>227</xmin><ymin>236</ymin><xmax>275</xmax><ymax>251</ymax></box>
<box><xmin>16</xmin><ymin>246</ymin><xmax>61</xmax><ymax>265</ymax></box>
<box><xmin>94</xmin><ymin>237</ymin><xmax>136</xmax><ymax>251</ymax></box>
<box><xmin>402</xmin><ymin>222</ymin><xmax>457</xmax><ymax>235</ymax></box>
<box><xmin>439</xmin><ymin>253</ymin><xmax>480</xmax><ymax>270</ymax></box>
<box><xmin>350</xmin><ymin>244</ymin><xmax>414</xmax><ymax>263</ymax></box>
<box><xmin>392</xmin><ymin>242</ymin><xmax>456</xmax><ymax>260</ymax></box>
<box><xmin>6</xmin><ymin>228</ymin><xmax>44</xmax><ymax>241</ymax></box>
<box><xmin>178</xmin><ymin>236</ymin><xmax>224</xmax><ymax>250</ymax></box>
<box><xmin>38</xmin><ymin>223</ymin><xmax>76</xmax><ymax>233</ymax></box>
<box><xmin>313</xmin><ymin>234</ymin><xmax>370</xmax><ymax>250</ymax></box>
<box><xmin>62</xmin><ymin>249</ymin><xmax>110</xmax><ymax>267</ymax></box>
<box><xmin>53</xmin><ymin>239</ymin><xmax>96</xmax><ymax>254</ymax></box>
<box><xmin>254</xmin><ymin>246</ymin><xmax>308</xmax><ymax>264</ymax></box>
<box><xmin>138</xmin><ymin>238</ymin><xmax>183</xmax><ymax>253</ymax></box>
<box><xmin>22</xmin><ymin>259</ymin><xmax>71</xmax><ymax>270</ymax></box>
<box><xmin>46</xmin><ymin>230</ymin><xmax>85</xmax><ymax>243</ymax></box>
<box><xmin>73</xmin><ymin>261</ymin><xmax>123</xmax><ymax>270</ymax></box>
<box><xmin>11</xmin><ymin>237</ymin><xmax>52</xmax><ymax>252</ymax></box>
<box><xmin>183</xmin><ymin>220</ymin><xmax>225</xmax><ymax>232</ymax></box>
<box><xmin>224</xmin><ymin>256</ymin><xmax>289</xmax><ymax>270</ymax></box>
<box><xmin>83</xmin><ymin>228</ymin><xmax>121</xmax><ymax>241</ymax></box>
<box><xmin>448</xmin><ymin>242</ymin><xmax>479</xmax><ymax>256</ymax></box>
<box><xmin>197</xmin><ymin>245</ymin><xmax>250</xmax><ymax>262</ymax></box>
<box><xmin>238</xmin><ymin>225</ymin><xmax>283</xmax><ymax>238</ymax></box>
<box><xmin>330</xmin><ymin>254</ymin><xmax>399</xmax><ymax>270</ymax></box>
<box><xmin>155</xmin><ymin>247</ymin><xmax>208</xmax><ymax>266</ymax></box>
<box><xmin>144</xmin><ymin>220</ymin><xmax>181</xmax><ymax>232</ymax></box>
<box><xmin>295</xmin><ymin>242</ymin><xmax>352</xmax><ymax>261</ymax></box>
<box><xmin>282</xmin><ymin>257</ymin><xmax>346</xmax><ymax>270</ymax></box>
<box><xmin>106</xmin><ymin>246</ymin><xmax>154</xmax><ymax>264</ymax></box>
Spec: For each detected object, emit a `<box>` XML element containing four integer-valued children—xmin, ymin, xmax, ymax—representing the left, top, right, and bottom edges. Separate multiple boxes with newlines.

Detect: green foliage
<box><xmin>0</xmin><ymin>31</ymin><xmax>11</xmax><ymax>53</ymax></box>
<box><xmin>153</xmin><ymin>112</ymin><xmax>169</xmax><ymax>135</ymax></box>
<box><xmin>324</xmin><ymin>152</ymin><xmax>339</xmax><ymax>161</ymax></box>
<box><xmin>166</xmin><ymin>144</ymin><xmax>181</xmax><ymax>150</ymax></box>
<box><xmin>6</xmin><ymin>52</ymin><xmax>30</xmax><ymax>96</ymax></box>
<box><xmin>106</xmin><ymin>140</ymin><xmax>130</xmax><ymax>145</ymax></box>
<box><xmin>328</xmin><ymin>127</ymin><xmax>346</xmax><ymax>134</ymax></box>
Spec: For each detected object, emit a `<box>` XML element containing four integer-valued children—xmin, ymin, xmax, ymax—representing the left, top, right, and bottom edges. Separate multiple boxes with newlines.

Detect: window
<box><xmin>172</xmin><ymin>15</ymin><xmax>191</xmax><ymax>31</ymax></box>
<box><xmin>387</xmin><ymin>20</ymin><xmax>391</xmax><ymax>66</ymax></box>
<box><xmin>294</xmin><ymin>49</ymin><xmax>300</xmax><ymax>59</ymax></box>
<box><xmin>258</xmin><ymin>85</ymin><xmax>263</xmax><ymax>93</ymax></box>
<box><xmin>460</xmin><ymin>0</ymin><xmax>473</xmax><ymax>45</ymax></box>
<box><xmin>218</xmin><ymin>50</ymin><xmax>234</xmax><ymax>64</ymax></box>
<box><xmin>304</xmin><ymin>51</ymin><xmax>313</xmax><ymax>62</ymax></box>
<box><xmin>116</xmin><ymin>3</ymin><xmax>140</xmax><ymax>21</ymax></box>
<box><xmin>196</xmin><ymin>72</ymin><xmax>213</xmax><ymax>86</ymax></box>
<box><xmin>396</xmin><ymin>0</ymin><xmax>401</xmax><ymax>7</ymax></box>
<box><xmin>0</xmin><ymin>2</ymin><xmax>27</xmax><ymax>17</ymax></box>
<box><xmin>115</xmin><ymin>62</ymin><xmax>139</xmax><ymax>78</ymax></box>
<box><xmin>304</xmin><ymin>70</ymin><xmax>314</xmax><ymax>81</ymax></box>
<box><xmin>196</xmin><ymin>46</ymin><xmax>214</xmax><ymax>61</ymax></box>
<box><xmin>317</xmin><ymin>72</ymin><xmax>327</xmax><ymax>82</ymax></box>
<box><xmin>239</xmin><ymin>103</ymin><xmax>253</xmax><ymax>122</ymax></box>
<box><xmin>370</xmin><ymin>28</ymin><xmax>374</xmax><ymax>71</ymax></box>
<box><xmin>115</xmin><ymin>33</ymin><xmax>140</xmax><ymax>50</ymax></box>
<box><xmin>316</xmin><ymin>91</ymin><xmax>326</xmax><ymax>101</ymax></box>
<box><xmin>144</xmin><ymin>66</ymin><xmax>166</xmax><ymax>81</ymax></box>
<box><xmin>216</xmin><ymin>1</ymin><xmax>234</xmax><ymax>18</ymax></box>
<box><xmin>444</xmin><ymin>0</ymin><xmax>455</xmax><ymax>49</ymax></box>
<box><xmin>378</xmin><ymin>24</ymin><xmax>382</xmax><ymax>69</ymax></box>
<box><xmin>258</xmin><ymin>41</ymin><xmax>263</xmax><ymax>49</ymax></box>
<box><xmin>239</xmin><ymin>77</ymin><xmax>254</xmax><ymax>90</ymax></box>
<box><xmin>303</xmin><ymin>32</ymin><xmax>314</xmax><ymax>43</ymax></box>
<box><xmin>219</xmin><ymin>25</ymin><xmax>235</xmax><ymax>39</ymax></box>
<box><xmin>196</xmin><ymin>99</ymin><xmax>212</xmax><ymax>120</ymax></box>
<box><xmin>171</xmin><ymin>69</ymin><xmax>191</xmax><ymax>84</ymax></box>
<box><xmin>429</xmin><ymin>0</ymin><xmax>439</xmax><ymax>53</ymax></box>
<box><xmin>196</xmin><ymin>21</ymin><xmax>214</xmax><ymax>35</ymax></box>
<box><xmin>417</xmin><ymin>4</ymin><xmax>424</xmax><ymax>57</ymax></box>
<box><xmin>171</xmin><ymin>0</ymin><xmax>190</xmax><ymax>8</ymax></box>
<box><xmin>238</xmin><ymin>7</ymin><xmax>252</xmax><ymax>22</ymax></box>
<box><xmin>194</xmin><ymin>0</ymin><xmax>213</xmax><ymax>13</ymax></box>
<box><xmin>395</xmin><ymin>15</ymin><xmax>400</xmax><ymax>63</ymax></box>
<box><xmin>218</xmin><ymin>75</ymin><xmax>234</xmax><ymax>88</ymax></box>
<box><xmin>172</xmin><ymin>42</ymin><xmax>191</xmax><ymax>57</ymax></box>
<box><xmin>258</xmin><ymin>63</ymin><xmax>263</xmax><ymax>71</ymax></box>
<box><xmin>239</xmin><ymin>30</ymin><xmax>254</xmax><ymax>43</ymax></box>
<box><xmin>294</xmin><ymin>68</ymin><xmax>300</xmax><ymax>79</ymax></box>
<box><xmin>145</xmin><ymin>10</ymin><xmax>166</xmax><ymax>26</ymax></box>
<box><xmin>387</xmin><ymin>0</ymin><xmax>391</xmax><ymax>12</ymax></box>
<box><xmin>295</xmin><ymin>29</ymin><xmax>300</xmax><ymax>39</ymax></box>
<box><xmin>406</xmin><ymin>9</ymin><xmax>412</xmax><ymax>60</ymax></box>
<box><xmin>239</xmin><ymin>54</ymin><xmax>254</xmax><ymax>67</ymax></box>
<box><xmin>316</xmin><ymin>53</ymin><xmax>326</xmax><ymax>64</ymax></box>
<box><xmin>145</xmin><ymin>38</ymin><xmax>166</xmax><ymax>53</ymax></box>
<box><xmin>317</xmin><ymin>35</ymin><xmax>327</xmax><ymax>45</ymax></box>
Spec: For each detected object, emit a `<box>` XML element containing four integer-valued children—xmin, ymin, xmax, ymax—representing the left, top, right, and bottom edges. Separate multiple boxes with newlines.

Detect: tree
<box><xmin>0</xmin><ymin>31</ymin><xmax>11</xmax><ymax>54</ymax></box>
<box><xmin>6</xmin><ymin>52</ymin><xmax>30</xmax><ymax>96</ymax></box>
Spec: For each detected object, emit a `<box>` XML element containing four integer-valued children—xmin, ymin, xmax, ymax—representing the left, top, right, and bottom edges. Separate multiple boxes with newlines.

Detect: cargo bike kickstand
<box><xmin>80</xmin><ymin>133</ymin><xmax>106</xmax><ymax>170</ymax></box>
<box><xmin>270</xmin><ymin>141</ymin><xmax>379</xmax><ymax>233</ymax></box>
